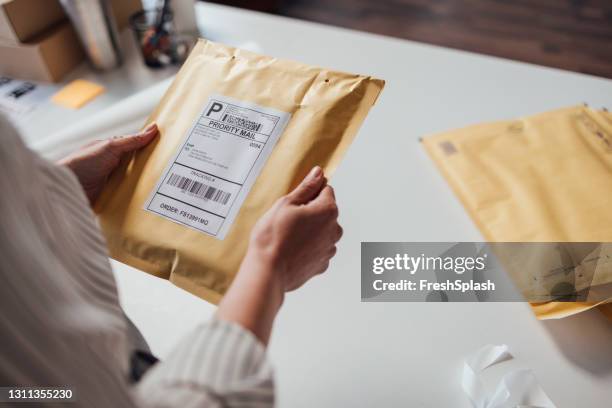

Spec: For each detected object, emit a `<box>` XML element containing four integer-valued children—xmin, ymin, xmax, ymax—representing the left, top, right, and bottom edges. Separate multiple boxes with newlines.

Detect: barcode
<box><xmin>222</xmin><ymin>114</ymin><xmax>262</xmax><ymax>131</ymax></box>
<box><xmin>167</xmin><ymin>173</ymin><xmax>232</xmax><ymax>205</ymax></box>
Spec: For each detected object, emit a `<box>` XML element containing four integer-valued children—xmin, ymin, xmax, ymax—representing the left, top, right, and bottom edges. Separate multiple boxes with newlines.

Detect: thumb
<box><xmin>286</xmin><ymin>166</ymin><xmax>326</xmax><ymax>205</ymax></box>
<box><xmin>108</xmin><ymin>123</ymin><xmax>158</xmax><ymax>156</ymax></box>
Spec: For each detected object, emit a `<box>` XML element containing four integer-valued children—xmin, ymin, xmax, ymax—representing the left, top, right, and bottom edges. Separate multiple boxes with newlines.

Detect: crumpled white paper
<box><xmin>462</xmin><ymin>344</ymin><xmax>556</xmax><ymax>408</ymax></box>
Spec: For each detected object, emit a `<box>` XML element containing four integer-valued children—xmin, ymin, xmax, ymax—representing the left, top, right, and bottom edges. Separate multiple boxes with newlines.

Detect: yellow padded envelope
<box><xmin>422</xmin><ymin>106</ymin><xmax>612</xmax><ymax>319</ymax></box>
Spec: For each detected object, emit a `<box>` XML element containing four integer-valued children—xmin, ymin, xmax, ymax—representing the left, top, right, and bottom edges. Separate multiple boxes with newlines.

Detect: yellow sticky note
<box><xmin>52</xmin><ymin>79</ymin><xmax>105</xmax><ymax>109</ymax></box>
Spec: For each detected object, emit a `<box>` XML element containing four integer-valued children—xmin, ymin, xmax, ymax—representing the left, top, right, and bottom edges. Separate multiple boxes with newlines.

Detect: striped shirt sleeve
<box><xmin>135</xmin><ymin>319</ymin><xmax>274</xmax><ymax>408</ymax></box>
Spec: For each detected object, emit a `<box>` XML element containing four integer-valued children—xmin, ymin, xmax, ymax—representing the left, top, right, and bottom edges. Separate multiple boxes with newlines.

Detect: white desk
<box><xmin>28</xmin><ymin>3</ymin><xmax>612</xmax><ymax>407</ymax></box>
<box><xmin>14</xmin><ymin>28</ymin><xmax>177</xmax><ymax>147</ymax></box>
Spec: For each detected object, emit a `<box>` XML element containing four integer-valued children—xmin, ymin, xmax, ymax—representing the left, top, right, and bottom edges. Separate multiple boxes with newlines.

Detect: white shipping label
<box><xmin>144</xmin><ymin>94</ymin><xmax>291</xmax><ymax>239</ymax></box>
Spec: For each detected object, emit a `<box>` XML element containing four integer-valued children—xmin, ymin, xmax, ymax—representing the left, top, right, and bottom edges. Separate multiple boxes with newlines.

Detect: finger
<box><xmin>309</xmin><ymin>185</ymin><xmax>338</xmax><ymax>217</ymax></box>
<box><xmin>327</xmin><ymin>184</ymin><xmax>336</xmax><ymax>199</ymax></box>
<box><xmin>108</xmin><ymin>123</ymin><xmax>158</xmax><ymax>155</ymax></box>
<box><xmin>318</xmin><ymin>261</ymin><xmax>330</xmax><ymax>275</ymax></box>
<box><xmin>334</xmin><ymin>224</ymin><xmax>343</xmax><ymax>242</ymax></box>
<box><xmin>286</xmin><ymin>166</ymin><xmax>326</xmax><ymax>205</ymax></box>
<box><xmin>328</xmin><ymin>246</ymin><xmax>337</xmax><ymax>258</ymax></box>
<box><xmin>83</xmin><ymin>139</ymin><xmax>104</xmax><ymax>149</ymax></box>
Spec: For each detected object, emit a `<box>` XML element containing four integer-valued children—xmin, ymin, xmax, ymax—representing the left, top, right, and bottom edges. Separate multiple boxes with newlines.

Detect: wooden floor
<box><xmin>263</xmin><ymin>0</ymin><xmax>612</xmax><ymax>79</ymax></box>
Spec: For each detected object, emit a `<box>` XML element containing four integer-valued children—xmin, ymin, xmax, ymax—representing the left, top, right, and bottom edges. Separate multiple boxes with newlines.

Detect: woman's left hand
<box><xmin>58</xmin><ymin>123</ymin><xmax>159</xmax><ymax>205</ymax></box>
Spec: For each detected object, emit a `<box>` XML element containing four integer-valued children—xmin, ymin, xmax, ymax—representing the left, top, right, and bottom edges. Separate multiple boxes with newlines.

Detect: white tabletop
<box><xmin>27</xmin><ymin>3</ymin><xmax>612</xmax><ymax>407</ymax></box>
<box><xmin>14</xmin><ymin>29</ymin><xmax>178</xmax><ymax>146</ymax></box>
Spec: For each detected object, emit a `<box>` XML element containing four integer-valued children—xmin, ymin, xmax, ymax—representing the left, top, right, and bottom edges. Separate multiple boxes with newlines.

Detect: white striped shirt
<box><xmin>0</xmin><ymin>115</ymin><xmax>274</xmax><ymax>407</ymax></box>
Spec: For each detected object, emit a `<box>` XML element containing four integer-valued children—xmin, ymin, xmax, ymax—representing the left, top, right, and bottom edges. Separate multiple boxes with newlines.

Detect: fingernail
<box><xmin>309</xmin><ymin>166</ymin><xmax>322</xmax><ymax>179</ymax></box>
<box><xmin>144</xmin><ymin>123</ymin><xmax>157</xmax><ymax>133</ymax></box>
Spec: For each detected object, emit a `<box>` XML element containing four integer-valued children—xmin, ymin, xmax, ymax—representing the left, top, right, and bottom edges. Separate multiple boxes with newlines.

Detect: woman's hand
<box><xmin>217</xmin><ymin>166</ymin><xmax>342</xmax><ymax>344</ymax></box>
<box><xmin>58</xmin><ymin>124</ymin><xmax>159</xmax><ymax>205</ymax></box>
<box><xmin>249</xmin><ymin>165</ymin><xmax>342</xmax><ymax>292</ymax></box>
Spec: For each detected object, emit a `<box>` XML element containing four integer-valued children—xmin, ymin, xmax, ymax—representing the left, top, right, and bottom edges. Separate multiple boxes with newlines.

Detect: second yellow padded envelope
<box><xmin>422</xmin><ymin>106</ymin><xmax>612</xmax><ymax>319</ymax></box>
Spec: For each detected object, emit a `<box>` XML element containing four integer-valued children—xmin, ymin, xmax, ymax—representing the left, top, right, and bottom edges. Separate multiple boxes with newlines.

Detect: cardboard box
<box><xmin>0</xmin><ymin>0</ymin><xmax>141</xmax><ymax>43</ymax></box>
<box><xmin>0</xmin><ymin>0</ymin><xmax>66</xmax><ymax>42</ymax></box>
<box><xmin>110</xmin><ymin>0</ymin><xmax>142</xmax><ymax>31</ymax></box>
<box><xmin>0</xmin><ymin>21</ymin><xmax>85</xmax><ymax>82</ymax></box>
<box><xmin>0</xmin><ymin>0</ymin><xmax>141</xmax><ymax>82</ymax></box>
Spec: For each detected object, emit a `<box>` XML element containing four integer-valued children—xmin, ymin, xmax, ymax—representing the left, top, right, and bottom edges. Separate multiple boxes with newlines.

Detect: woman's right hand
<box><xmin>217</xmin><ymin>166</ymin><xmax>342</xmax><ymax>345</ymax></box>
<box><xmin>249</xmin><ymin>166</ymin><xmax>343</xmax><ymax>292</ymax></box>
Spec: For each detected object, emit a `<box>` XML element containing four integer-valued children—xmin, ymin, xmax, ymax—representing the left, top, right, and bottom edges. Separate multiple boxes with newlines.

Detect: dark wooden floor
<box><xmin>208</xmin><ymin>0</ymin><xmax>612</xmax><ymax>79</ymax></box>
